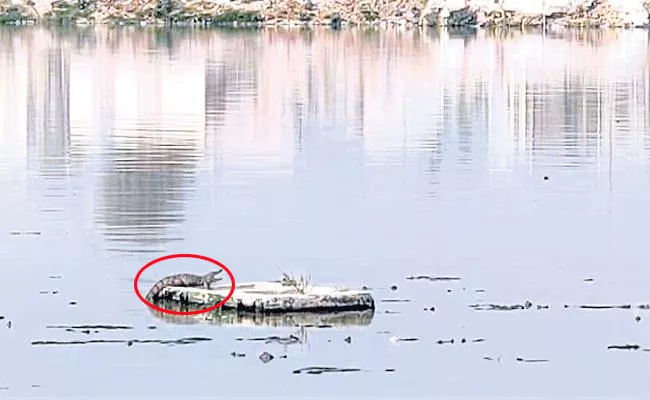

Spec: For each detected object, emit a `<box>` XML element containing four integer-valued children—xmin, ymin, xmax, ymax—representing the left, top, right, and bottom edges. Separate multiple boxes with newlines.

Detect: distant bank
<box><xmin>1</xmin><ymin>0</ymin><xmax>649</xmax><ymax>29</ymax></box>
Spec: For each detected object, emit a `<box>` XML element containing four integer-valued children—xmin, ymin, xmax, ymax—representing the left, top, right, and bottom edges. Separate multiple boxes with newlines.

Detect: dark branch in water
<box><xmin>390</xmin><ymin>337</ymin><xmax>419</xmax><ymax>342</ymax></box>
<box><xmin>46</xmin><ymin>324</ymin><xmax>134</xmax><ymax>330</ymax></box>
<box><xmin>607</xmin><ymin>344</ymin><xmax>641</xmax><ymax>350</ymax></box>
<box><xmin>579</xmin><ymin>304</ymin><xmax>632</xmax><ymax>309</ymax></box>
<box><xmin>31</xmin><ymin>337</ymin><xmax>212</xmax><ymax>346</ymax></box>
<box><xmin>406</xmin><ymin>275</ymin><xmax>461</xmax><ymax>281</ymax></box>
<box><xmin>516</xmin><ymin>357</ymin><xmax>550</xmax><ymax>363</ymax></box>
<box><xmin>235</xmin><ymin>335</ymin><xmax>301</xmax><ymax>345</ymax></box>
<box><xmin>292</xmin><ymin>366</ymin><xmax>363</xmax><ymax>374</ymax></box>
<box><xmin>469</xmin><ymin>301</ymin><xmax>538</xmax><ymax>311</ymax></box>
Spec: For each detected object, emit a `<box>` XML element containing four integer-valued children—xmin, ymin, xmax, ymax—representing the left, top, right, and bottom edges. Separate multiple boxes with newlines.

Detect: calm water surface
<box><xmin>1</xmin><ymin>26</ymin><xmax>650</xmax><ymax>398</ymax></box>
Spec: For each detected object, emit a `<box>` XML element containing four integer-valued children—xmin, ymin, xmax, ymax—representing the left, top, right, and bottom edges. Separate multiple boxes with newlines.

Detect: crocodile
<box><xmin>145</xmin><ymin>270</ymin><xmax>224</xmax><ymax>301</ymax></box>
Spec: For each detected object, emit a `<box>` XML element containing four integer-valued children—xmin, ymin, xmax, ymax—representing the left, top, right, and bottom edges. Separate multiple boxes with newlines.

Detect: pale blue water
<box><xmin>1</xmin><ymin>26</ymin><xmax>650</xmax><ymax>398</ymax></box>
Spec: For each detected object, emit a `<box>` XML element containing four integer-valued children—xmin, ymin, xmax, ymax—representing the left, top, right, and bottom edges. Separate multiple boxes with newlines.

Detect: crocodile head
<box><xmin>201</xmin><ymin>269</ymin><xmax>224</xmax><ymax>289</ymax></box>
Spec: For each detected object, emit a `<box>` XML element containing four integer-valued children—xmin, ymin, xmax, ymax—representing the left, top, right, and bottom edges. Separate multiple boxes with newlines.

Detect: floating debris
<box><xmin>31</xmin><ymin>337</ymin><xmax>212</xmax><ymax>346</ymax></box>
<box><xmin>636</xmin><ymin>316</ymin><xmax>642</xmax><ymax>322</ymax></box>
<box><xmin>483</xmin><ymin>354</ymin><xmax>503</xmax><ymax>363</ymax></box>
<box><xmin>230</xmin><ymin>352</ymin><xmax>246</xmax><ymax>357</ymax></box>
<box><xmin>49</xmin><ymin>275</ymin><xmax>62</xmax><ymax>279</ymax></box>
<box><xmin>385</xmin><ymin>369</ymin><xmax>395</xmax><ymax>372</ymax></box>
<box><xmin>344</xmin><ymin>336</ymin><xmax>352</xmax><ymax>344</ymax></box>
<box><xmin>259</xmin><ymin>352</ymin><xmax>274</xmax><ymax>363</ymax></box>
<box><xmin>469</xmin><ymin>301</ymin><xmax>540</xmax><ymax>311</ymax></box>
<box><xmin>474</xmin><ymin>289</ymin><xmax>486</xmax><ymax>293</ymax></box>
<box><xmin>68</xmin><ymin>301</ymin><xmax>77</xmax><ymax>306</ymax></box>
<box><xmin>424</xmin><ymin>306</ymin><xmax>436</xmax><ymax>312</ymax></box>
<box><xmin>390</xmin><ymin>336</ymin><xmax>419</xmax><ymax>343</ymax></box>
<box><xmin>151</xmin><ymin>301</ymin><xmax>375</xmax><ymax>327</ymax></box>
<box><xmin>607</xmin><ymin>344</ymin><xmax>640</xmax><ymax>350</ymax></box>
<box><xmin>0</xmin><ymin>316</ymin><xmax>4</xmax><ymax>320</ymax></box>
<box><xmin>157</xmin><ymin>280</ymin><xmax>375</xmax><ymax>314</ymax></box>
<box><xmin>7</xmin><ymin>321</ymin><xmax>11</xmax><ymax>329</ymax></box>
<box><xmin>9</xmin><ymin>231</ymin><xmax>41</xmax><ymax>236</ymax></box>
<box><xmin>390</xmin><ymin>285</ymin><xmax>398</xmax><ymax>291</ymax></box>
<box><xmin>579</xmin><ymin>304</ymin><xmax>631</xmax><ymax>310</ymax></box>
<box><xmin>516</xmin><ymin>357</ymin><xmax>549</xmax><ymax>363</ymax></box>
<box><xmin>384</xmin><ymin>310</ymin><xmax>401</xmax><ymax>314</ymax></box>
<box><xmin>46</xmin><ymin>324</ymin><xmax>134</xmax><ymax>330</ymax></box>
<box><xmin>235</xmin><ymin>335</ymin><xmax>301</xmax><ymax>345</ymax></box>
<box><xmin>292</xmin><ymin>366</ymin><xmax>363</xmax><ymax>375</ymax></box>
<box><xmin>406</xmin><ymin>275</ymin><xmax>461</xmax><ymax>282</ymax></box>
<box><xmin>380</xmin><ymin>299</ymin><xmax>411</xmax><ymax>303</ymax></box>
<box><xmin>472</xmin><ymin>338</ymin><xmax>486</xmax><ymax>343</ymax></box>
<box><xmin>436</xmin><ymin>339</ymin><xmax>454</xmax><ymax>345</ymax></box>
<box><xmin>584</xmin><ymin>278</ymin><xmax>594</xmax><ymax>282</ymax></box>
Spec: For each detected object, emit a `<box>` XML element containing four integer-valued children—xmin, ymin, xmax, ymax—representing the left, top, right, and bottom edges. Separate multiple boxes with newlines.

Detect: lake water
<box><xmin>1</xmin><ymin>26</ymin><xmax>650</xmax><ymax>398</ymax></box>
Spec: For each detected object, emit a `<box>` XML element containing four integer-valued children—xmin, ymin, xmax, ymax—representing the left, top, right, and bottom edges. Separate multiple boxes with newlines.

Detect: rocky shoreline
<box><xmin>1</xmin><ymin>0</ymin><xmax>649</xmax><ymax>29</ymax></box>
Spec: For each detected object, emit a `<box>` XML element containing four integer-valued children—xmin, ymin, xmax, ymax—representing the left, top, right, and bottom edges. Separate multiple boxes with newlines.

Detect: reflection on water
<box><xmin>1</xmin><ymin>26</ymin><xmax>650</xmax><ymax>398</ymax></box>
<box><xmin>26</xmin><ymin>36</ymin><xmax>70</xmax><ymax>165</ymax></box>
<box><xmin>24</xmin><ymin>30</ymin><xmax>72</xmax><ymax>225</ymax></box>
<box><xmin>96</xmin><ymin>136</ymin><xmax>201</xmax><ymax>253</ymax></box>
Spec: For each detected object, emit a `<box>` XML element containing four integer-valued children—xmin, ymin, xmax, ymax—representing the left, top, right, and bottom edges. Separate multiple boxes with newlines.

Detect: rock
<box><xmin>447</xmin><ymin>6</ymin><xmax>476</xmax><ymax>27</ymax></box>
<box><xmin>1</xmin><ymin>0</ymin><xmax>648</xmax><ymax>27</ymax></box>
<box><xmin>259</xmin><ymin>351</ymin><xmax>274</xmax><ymax>363</ymax></box>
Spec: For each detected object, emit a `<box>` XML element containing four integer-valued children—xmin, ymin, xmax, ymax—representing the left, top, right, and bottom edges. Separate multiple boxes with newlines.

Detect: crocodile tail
<box><xmin>145</xmin><ymin>275</ymin><xmax>182</xmax><ymax>301</ymax></box>
<box><xmin>145</xmin><ymin>281</ymin><xmax>163</xmax><ymax>301</ymax></box>
<box><xmin>146</xmin><ymin>275</ymin><xmax>176</xmax><ymax>301</ymax></box>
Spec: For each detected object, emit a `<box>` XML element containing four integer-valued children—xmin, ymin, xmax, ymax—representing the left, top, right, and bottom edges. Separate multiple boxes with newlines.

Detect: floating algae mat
<box><xmin>153</xmin><ymin>280</ymin><xmax>375</xmax><ymax>318</ymax></box>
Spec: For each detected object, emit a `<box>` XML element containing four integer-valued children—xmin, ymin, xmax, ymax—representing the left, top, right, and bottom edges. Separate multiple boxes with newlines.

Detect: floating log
<box><xmin>153</xmin><ymin>280</ymin><xmax>376</xmax><ymax>316</ymax></box>
<box><xmin>149</xmin><ymin>300</ymin><xmax>375</xmax><ymax>328</ymax></box>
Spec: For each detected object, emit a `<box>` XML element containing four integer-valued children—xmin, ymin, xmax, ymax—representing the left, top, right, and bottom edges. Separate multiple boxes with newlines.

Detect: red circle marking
<box><xmin>133</xmin><ymin>254</ymin><xmax>236</xmax><ymax>316</ymax></box>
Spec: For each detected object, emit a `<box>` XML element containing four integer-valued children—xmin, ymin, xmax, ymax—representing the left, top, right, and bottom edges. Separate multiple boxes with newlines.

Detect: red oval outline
<box><xmin>134</xmin><ymin>253</ymin><xmax>236</xmax><ymax>316</ymax></box>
